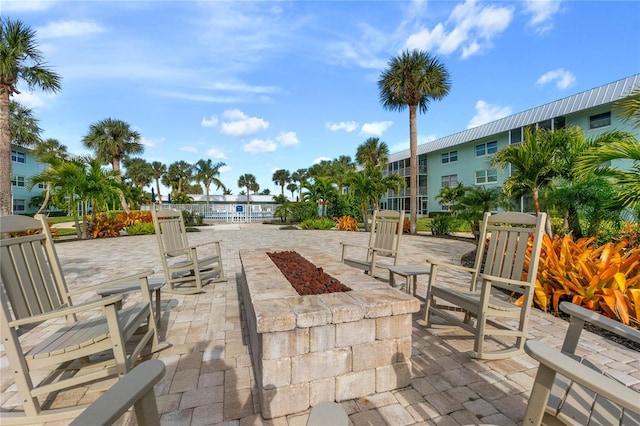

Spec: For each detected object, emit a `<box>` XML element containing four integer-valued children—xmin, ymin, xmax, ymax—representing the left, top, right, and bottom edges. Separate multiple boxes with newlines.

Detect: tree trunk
<box><xmin>112</xmin><ymin>157</ymin><xmax>130</xmax><ymax>212</ymax></box>
<box><xmin>155</xmin><ymin>178</ymin><xmax>162</xmax><ymax>204</ymax></box>
<box><xmin>0</xmin><ymin>90</ymin><xmax>12</xmax><ymax>216</ymax></box>
<box><xmin>409</xmin><ymin>104</ymin><xmax>418</xmax><ymax>234</ymax></box>
<box><xmin>35</xmin><ymin>182</ymin><xmax>52</xmax><ymax>215</ymax></box>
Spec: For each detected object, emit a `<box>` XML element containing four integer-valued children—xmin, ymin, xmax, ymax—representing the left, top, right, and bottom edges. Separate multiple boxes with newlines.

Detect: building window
<box><xmin>475</xmin><ymin>169</ymin><xmax>498</xmax><ymax>184</ymax></box>
<box><xmin>589</xmin><ymin>112</ymin><xmax>611</xmax><ymax>129</ymax></box>
<box><xmin>510</xmin><ymin>128</ymin><xmax>522</xmax><ymax>144</ymax></box>
<box><xmin>441</xmin><ymin>150</ymin><xmax>458</xmax><ymax>164</ymax></box>
<box><xmin>11</xmin><ymin>150</ymin><xmax>26</xmax><ymax>164</ymax></box>
<box><xmin>11</xmin><ymin>175</ymin><xmax>25</xmax><ymax>187</ymax></box>
<box><xmin>554</xmin><ymin>116</ymin><xmax>566</xmax><ymax>130</ymax></box>
<box><xmin>476</xmin><ymin>141</ymin><xmax>498</xmax><ymax>157</ymax></box>
<box><xmin>13</xmin><ymin>199</ymin><xmax>25</xmax><ymax>212</ymax></box>
<box><xmin>441</xmin><ymin>174</ymin><xmax>458</xmax><ymax>188</ymax></box>
<box><xmin>37</xmin><ymin>182</ymin><xmax>46</xmax><ymax>189</ymax></box>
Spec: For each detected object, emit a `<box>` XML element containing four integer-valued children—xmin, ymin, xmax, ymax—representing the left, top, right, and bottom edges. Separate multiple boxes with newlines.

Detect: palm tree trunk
<box><xmin>0</xmin><ymin>90</ymin><xmax>12</xmax><ymax>217</ymax></box>
<box><xmin>533</xmin><ymin>189</ymin><xmax>540</xmax><ymax>215</ymax></box>
<box><xmin>112</xmin><ymin>158</ymin><xmax>130</xmax><ymax>212</ymax></box>
<box><xmin>155</xmin><ymin>178</ymin><xmax>162</xmax><ymax>204</ymax></box>
<box><xmin>36</xmin><ymin>183</ymin><xmax>52</xmax><ymax>215</ymax></box>
<box><xmin>409</xmin><ymin>104</ymin><xmax>418</xmax><ymax>234</ymax></box>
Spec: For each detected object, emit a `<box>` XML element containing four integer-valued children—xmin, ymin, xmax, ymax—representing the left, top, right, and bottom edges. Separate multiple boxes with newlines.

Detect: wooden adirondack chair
<box><xmin>424</xmin><ymin>211</ymin><xmax>547</xmax><ymax>359</ymax></box>
<box><xmin>70</xmin><ymin>360</ymin><xmax>166</xmax><ymax>426</ymax></box>
<box><xmin>524</xmin><ymin>302</ymin><xmax>640</xmax><ymax>425</ymax></box>
<box><xmin>0</xmin><ymin>215</ymin><xmax>168</xmax><ymax>425</ymax></box>
<box><xmin>340</xmin><ymin>209</ymin><xmax>405</xmax><ymax>278</ymax></box>
<box><xmin>152</xmin><ymin>209</ymin><xmax>225</xmax><ymax>294</ymax></box>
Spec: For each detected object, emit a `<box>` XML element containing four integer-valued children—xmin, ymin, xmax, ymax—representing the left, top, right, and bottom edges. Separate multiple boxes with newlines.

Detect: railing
<box><xmin>141</xmin><ymin>203</ymin><xmax>276</xmax><ymax>223</ymax></box>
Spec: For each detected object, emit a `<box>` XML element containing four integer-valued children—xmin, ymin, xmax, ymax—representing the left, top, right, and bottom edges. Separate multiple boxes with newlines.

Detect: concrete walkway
<box><xmin>1</xmin><ymin>224</ymin><xmax>638</xmax><ymax>425</ymax></box>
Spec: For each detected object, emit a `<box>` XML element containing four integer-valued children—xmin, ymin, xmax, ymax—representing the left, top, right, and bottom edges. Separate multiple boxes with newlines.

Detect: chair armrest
<box><xmin>525</xmin><ymin>340</ymin><xmax>640</xmax><ymax>413</ymax></box>
<box><xmin>477</xmin><ymin>273</ymin><xmax>531</xmax><ymax>288</ymax></box>
<box><xmin>70</xmin><ymin>359</ymin><xmax>166</xmax><ymax>426</ymax></box>
<box><xmin>9</xmin><ymin>295</ymin><xmax>124</xmax><ymax>328</ymax></box>
<box><xmin>67</xmin><ymin>270</ymin><xmax>155</xmax><ymax>296</ymax></box>
<box><xmin>340</xmin><ymin>242</ymin><xmax>370</xmax><ymax>250</ymax></box>
<box><xmin>192</xmin><ymin>240</ymin><xmax>222</xmax><ymax>250</ymax></box>
<box><xmin>560</xmin><ymin>302</ymin><xmax>640</xmax><ymax>344</ymax></box>
<box><xmin>429</xmin><ymin>261</ymin><xmax>477</xmax><ymax>274</ymax></box>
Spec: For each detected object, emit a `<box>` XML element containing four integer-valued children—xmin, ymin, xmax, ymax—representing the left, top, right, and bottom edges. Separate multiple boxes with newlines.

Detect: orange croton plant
<box><xmin>531</xmin><ymin>234</ymin><xmax>640</xmax><ymax>326</ymax></box>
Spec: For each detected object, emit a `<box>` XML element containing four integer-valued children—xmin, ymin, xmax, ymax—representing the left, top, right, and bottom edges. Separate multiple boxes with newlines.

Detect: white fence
<box><xmin>141</xmin><ymin>203</ymin><xmax>277</xmax><ymax>223</ymax></box>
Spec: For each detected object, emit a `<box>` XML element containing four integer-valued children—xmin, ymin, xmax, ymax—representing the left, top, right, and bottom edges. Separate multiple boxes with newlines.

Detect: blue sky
<box><xmin>6</xmin><ymin>0</ymin><xmax>640</xmax><ymax>195</ymax></box>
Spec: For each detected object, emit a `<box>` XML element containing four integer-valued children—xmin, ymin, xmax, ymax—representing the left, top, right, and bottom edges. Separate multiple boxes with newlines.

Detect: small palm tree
<box><xmin>30</xmin><ymin>138</ymin><xmax>68</xmax><ymax>214</ymax></box>
<box><xmin>303</xmin><ymin>177</ymin><xmax>336</xmax><ymax>217</ymax></box>
<box><xmin>1</xmin><ymin>18</ymin><xmax>62</xmax><ymax>215</ymax></box>
<box><xmin>379</xmin><ymin>49</ymin><xmax>451</xmax><ymax>234</ymax></box>
<box><xmin>238</xmin><ymin>173</ymin><xmax>258</xmax><ymax>205</ymax></box>
<box><xmin>286</xmin><ymin>182</ymin><xmax>298</xmax><ymax>198</ymax></box>
<box><xmin>150</xmin><ymin>161</ymin><xmax>167</xmax><ymax>203</ymax></box>
<box><xmin>272</xmin><ymin>169</ymin><xmax>291</xmax><ymax>196</ymax></box>
<box><xmin>330</xmin><ymin>156</ymin><xmax>356</xmax><ymax>194</ymax></box>
<box><xmin>292</xmin><ymin>168</ymin><xmax>308</xmax><ymax>200</ymax></box>
<box><xmin>82</xmin><ymin>118</ymin><xmax>143</xmax><ymax>212</ymax></box>
<box><xmin>194</xmin><ymin>159</ymin><xmax>226</xmax><ymax>205</ymax></box>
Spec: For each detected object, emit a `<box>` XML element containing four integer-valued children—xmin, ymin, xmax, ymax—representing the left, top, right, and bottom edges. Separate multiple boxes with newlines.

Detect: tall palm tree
<box><xmin>9</xmin><ymin>101</ymin><xmax>43</xmax><ymax>147</ymax></box>
<box><xmin>122</xmin><ymin>157</ymin><xmax>153</xmax><ymax>188</ymax></box>
<box><xmin>238</xmin><ymin>173</ymin><xmax>258</xmax><ymax>205</ymax></box>
<box><xmin>355</xmin><ymin>137</ymin><xmax>389</xmax><ymax>170</ymax></box>
<box><xmin>194</xmin><ymin>159</ymin><xmax>226</xmax><ymax>205</ymax></box>
<box><xmin>379</xmin><ymin>49</ymin><xmax>451</xmax><ymax>234</ymax></box>
<box><xmin>272</xmin><ymin>169</ymin><xmax>291</xmax><ymax>196</ymax></box>
<box><xmin>150</xmin><ymin>161</ymin><xmax>167</xmax><ymax>203</ymax></box>
<box><xmin>30</xmin><ymin>138</ymin><xmax>68</xmax><ymax>214</ymax></box>
<box><xmin>292</xmin><ymin>168</ymin><xmax>308</xmax><ymax>200</ymax></box>
<box><xmin>286</xmin><ymin>182</ymin><xmax>297</xmax><ymax>198</ymax></box>
<box><xmin>1</xmin><ymin>18</ymin><xmax>62</xmax><ymax>216</ymax></box>
<box><xmin>82</xmin><ymin>118</ymin><xmax>143</xmax><ymax>212</ymax></box>
<box><xmin>164</xmin><ymin>160</ymin><xmax>193</xmax><ymax>196</ymax></box>
<box><xmin>330</xmin><ymin>156</ymin><xmax>356</xmax><ymax>194</ymax></box>
<box><xmin>491</xmin><ymin>128</ymin><xmax>559</xmax><ymax>215</ymax></box>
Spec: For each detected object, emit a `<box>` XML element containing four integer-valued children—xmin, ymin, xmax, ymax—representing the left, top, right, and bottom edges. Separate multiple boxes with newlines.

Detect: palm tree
<box><xmin>1</xmin><ymin>18</ymin><xmax>62</xmax><ymax>216</ymax></box>
<box><xmin>9</xmin><ymin>101</ymin><xmax>43</xmax><ymax>147</ymax></box>
<box><xmin>302</xmin><ymin>177</ymin><xmax>336</xmax><ymax>217</ymax></box>
<box><xmin>355</xmin><ymin>137</ymin><xmax>389</xmax><ymax>170</ymax></box>
<box><xmin>194</xmin><ymin>159</ymin><xmax>226</xmax><ymax>205</ymax></box>
<box><xmin>286</xmin><ymin>182</ymin><xmax>297</xmax><ymax>198</ymax></box>
<box><xmin>615</xmin><ymin>85</ymin><xmax>640</xmax><ymax>128</ymax></box>
<box><xmin>122</xmin><ymin>157</ymin><xmax>153</xmax><ymax>188</ymax></box>
<box><xmin>292</xmin><ymin>168</ymin><xmax>308</xmax><ymax>200</ymax></box>
<box><xmin>238</xmin><ymin>173</ymin><xmax>258</xmax><ymax>205</ymax></box>
<box><xmin>30</xmin><ymin>138</ymin><xmax>68</xmax><ymax>214</ymax></box>
<box><xmin>575</xmin><ymin>131</ymin><xmax>640</xmax><ymax>210</ymax></box>
<box><xmin>379</xmin><ymin>49</ymin><xmax>451</xmax><ymax>234</ymax></box>
<box><xmin>82</xmin><ymin>118</ymin><xmax>143</xmax><ymax>212</ymax></box>
<box><xmin>491</xmin><ymin>128</ymin><xmax>559</xmax><ymax>215</ymax></box>
<box><xmin>452</xmin><ymin>185</ymin><xmax>504</xmax><ymax>237</ymax></box>
<box><xmin>150</xmin><ymin>161</ymin><xmax>167</xmax><ymax>203</ymax></box>
<box><xmin>330</xmin><ymin>156</ymin><xmax>356</xmax><ymax>194</ymax></box>
<box><xmin>272</xmin><ymin>169</ymin><xmax>291</xmax><ymax>196</ymax></box>
<box><xmin>345</xmin><ymin>170</ymin><xmax>376</xmax><ymax>230</ymax></box>
<box><xmin>164</xmin><ymin>160</ymin><xmax>193</xmax><ymax>195</ymax></box>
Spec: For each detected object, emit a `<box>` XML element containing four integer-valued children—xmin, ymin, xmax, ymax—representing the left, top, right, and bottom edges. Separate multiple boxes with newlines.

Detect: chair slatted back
<box><xmin>369</xmin><ymin>210</ymin><xmax>404</xmax><ymax>254</ymax></box>
<box><xmin>152</xmin><ymin>210</ymin><xmax>190</xmax><ymax>258</ymax></box>
<box><xmin>0</xmin><ymin>215</ymin><xmax>69</xmax><ymax>322</ymax></box>
<box><xmin>472</xmin><ymin>211</ymin><xmax>546</xmax><ymax>293</ymax></box>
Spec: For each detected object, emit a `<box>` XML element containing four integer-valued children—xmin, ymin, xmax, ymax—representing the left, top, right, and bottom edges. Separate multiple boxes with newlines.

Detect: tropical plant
<box><xmin>286</xmin><ymin>182</ymin><xmax>297</xmax><ymax>198</ymax></box>
<box><xmin>272</xmin><ymin>169</ymin><xmax>291</xmax><ymax>196</ymax></box>
<box><xmin>435</xmin><ymin>182</ymin><xmax>466</xmax><ymax>212</ymax></box>
<box><xmin>615</xmin><ymin>84</ymin><xmax>640</xmax><ymax>128</ymax></box>
<box><xmin>336</xmin><ymin>215</ymin><xmax>358</xmax><ymax>231</ymax></box>
<box><xmin>329</xmin><ymin>156</ymin><xmax>356</xmax><ymax>195</ymax></box>
<box><xmin>379</xmin><ymin>49</ymin><xmax>451</xmax><ymax>234</ymax></box>
<box><xmin>355</xmin><ymin>137</ymin><xmax>389</xmax><ymax>170</ymax></box>
<box><xmin>29</xmin><ymin>138</ymin><xmax>68</xmax><ymax>214</ymax></box>
<box><xmin>532</xmin><ymin>234</ymin><xmax>640</xmax><ymax>326</ymax></box>
<box><xmin>194</xmin><ymin>159</ymin><xmax>226</xmax><ymax>204</ymax></box>
<box><xmin>163</xmin><ymin>160</ymin><xmax>193</xmax><ymax>194</ymax></box>
<box><xmin>291</xmin><ymin>168</ymin><xmax>308</xmax><ymax>200</ymax></box>
<box><xmin>302</xmin><ymin>177</ymin><xmax>336</xmax><ymax>217</ymax></box>
<box><xmin>122</xmin><ymin>157</ymin><xmax>153</xmax><ymax>188</ymax></box>
<box><xmin>451</xmin><ymin>185</ymin><xmax>503</xmax><ymax>236</ymax></box>
<box><xmin>82</xmin><ymin>118</ymin><xmax>143</xmax><ymax>212</ymax></box>
<box><xmin>345</xmin><ymin>170</ymin><xmax>376</xmax><ymax>230</ymax></box>
<box><xmin>491</xmin><ymin>128</ymin><xmax>559</xmax><ymax>215</ymax></box>
<box><xmin>298</xmin><ymin>217</ymin><xmax>336</xmax><ymax>230</ymax></box>
<box><xmin>1</xmin><ymin>18</ymin><xmax>62</xmax><ymax>216</ymax></box>
<box><xmin>171</xmin><ymin>192</ymin><xmax>193</xmax><ymax>204</ymax></box>
<box><xmin>238</xmin><ymin>173</ymin><xmax>259</xmax><ymax>204</ymax></box>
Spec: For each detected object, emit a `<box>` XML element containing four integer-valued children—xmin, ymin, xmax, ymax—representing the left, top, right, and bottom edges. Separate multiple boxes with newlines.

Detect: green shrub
<box><xmin>181</xmin><ymin>210</ymin><xmax>204</xmax><ymax>226</ymax></box>
<box><xmin>299</xmin><ymin>217</ymin><xmax>336</xmax><ymax>230</ymax></box>
<box><xmin>125</xmin><ymin>222</ymin><xmax>155</xmax><ymax>235</ymax></box>
<box><xmin>430</xmin><ymin>214</ymin><xmax>454</xmax><ymax>235</ymax></box>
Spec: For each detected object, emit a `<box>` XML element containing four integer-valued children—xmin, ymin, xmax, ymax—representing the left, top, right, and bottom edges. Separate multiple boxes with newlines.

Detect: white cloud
<box><xmin>405</xmin><ymin>0</ymin><xmax>514</xmax><ymax>59</ymax></box>
<box><xmin>220</xmin><ymin>109</ymin><xmax>269</xmax><ymax>136</ymax></box>
<box><xmin>206</xmin><ymin>147</ymin><xmax>227</xmax><ymax>159</ymax></box>
<box><xmin>37</xmin><ymin>20</ymin><xmax>105</xmax><ymax>39</ymax></box>
<box><xmin>2</xmin><ymin>0</ymin><xmax>55</xmax><ymax>12</ymax></box>
<box><xmin>140</xmin><ymin>136</ymin><xmax>158</xmax><ymax>148</ymax></box>
<box><xmin>277</xmin><ymin>131</ymin><xmax>299</xmax><ymax>147</ymax></box>
<box><xmin>242</xmin><ymin>138</ymin><xmax>276</xmax><ymax>153</ymax></box>
<box><xmin>326</xmin><ymin>121</ymin><xmax>358</xmax><ymax>132</ymax></box>
<box><xmin>219</xmin><ymin>165</ymin><xmax>232</xmax><ymax>174</ymax></box>
<box><xmin>13</xmin><ymin>92</ymin><xmax>45</xmax><ymax>109</ymax></box>
<box><xmin>313</xmin><ymin>156</ymin><xmax>331</xmax><ymax>164</ymax></box>
<box><xmin>360</xmin><ymin>121</ymin><xmax>394</xmax><ymax>136</ymax></box>
<box><xmin>179</xmin><ymin>146</ymin><xmax>198</xmax><ymax>153</ymax></box>
<box><xmin>467</xmin><ymin>100</ymin><xmax>512</xmax><ymax>129</ymax></box>
<box><xmin>536</xmin><ymin>68</ymin><xmax>576</xmax><ymax>90</ymax></box>
<box><xmin>524</xmin><ymin>0</ymin><xmax>563</xmax><ymax>34</ymax></box>
<box><xmin>201</xmin><ymin>115</ymin><xmax>219</xmax><ymax>127</ymax></box>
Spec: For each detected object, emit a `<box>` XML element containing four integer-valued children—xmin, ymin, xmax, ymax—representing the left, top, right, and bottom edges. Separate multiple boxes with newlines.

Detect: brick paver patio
<box><xmin>2</xmin><ymin>223</ymin><xmax>638</xmax><ymax>425</ymax></box>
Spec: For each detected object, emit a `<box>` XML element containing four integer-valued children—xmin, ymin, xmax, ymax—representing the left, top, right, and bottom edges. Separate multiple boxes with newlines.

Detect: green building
<box><xmin>382</xmin><ymin>74</ymin><xmax>640</xmax><ymax>215</ymax></box>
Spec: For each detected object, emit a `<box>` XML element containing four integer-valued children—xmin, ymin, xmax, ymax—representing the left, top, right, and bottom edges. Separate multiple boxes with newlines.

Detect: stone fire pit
<box><xmin>239</xmin><ymin>248</ymin><xmax>420</xmax><ymax>419</ymax></box>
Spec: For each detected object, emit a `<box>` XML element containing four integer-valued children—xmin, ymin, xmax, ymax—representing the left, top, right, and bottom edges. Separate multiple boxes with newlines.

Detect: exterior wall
<box><xmin>383</xmin><ymin>75</ymin><xmax>640</xmax><ymax>215</ymax></box>
<box><xmin>10</xmin><ymin>144</ymin><xmax>46</xmax><ymax>215</ymax></box>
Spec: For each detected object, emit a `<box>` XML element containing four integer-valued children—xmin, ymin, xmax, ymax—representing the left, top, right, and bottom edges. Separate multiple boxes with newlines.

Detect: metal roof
<box><xmin>388</xmin><ymin>74</ymin><xmax>640</xmax><ymax>161</ymax></box>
